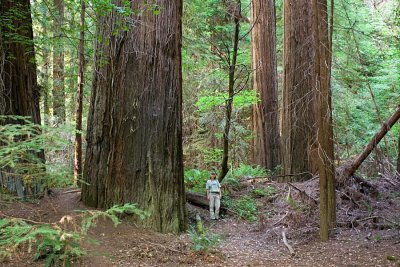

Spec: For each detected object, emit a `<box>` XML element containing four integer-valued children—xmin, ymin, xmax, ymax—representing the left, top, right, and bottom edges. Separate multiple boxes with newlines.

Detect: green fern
<box><xmin>0</xmin><ymin>203</ymin><xmax>148</xmax><ymax>266</ymax></box>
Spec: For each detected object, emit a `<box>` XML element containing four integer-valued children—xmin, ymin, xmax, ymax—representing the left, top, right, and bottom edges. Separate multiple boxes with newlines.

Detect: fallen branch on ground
<box><xmin>339</xmin><ymin>106</ymin><xmax>400</xmax><ymax>183</ymax></box>
<box><xmin>282</xmin><ymin>230</ymin><xmax>295</xmax><ymax>256</ymax></box>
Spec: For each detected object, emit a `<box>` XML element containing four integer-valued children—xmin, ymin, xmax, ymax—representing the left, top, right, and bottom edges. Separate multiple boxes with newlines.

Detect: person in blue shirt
<box><xmin>206</xmin><ymin>171</ymin><xmax>221</xmax><ymax>220</ymax></box>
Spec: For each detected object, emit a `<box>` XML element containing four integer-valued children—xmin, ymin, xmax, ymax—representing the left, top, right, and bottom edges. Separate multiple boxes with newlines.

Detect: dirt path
<box><xmin>1</xmin><ymin>187</ymin><xmax>400</xmax><ymax>266</ymax></box>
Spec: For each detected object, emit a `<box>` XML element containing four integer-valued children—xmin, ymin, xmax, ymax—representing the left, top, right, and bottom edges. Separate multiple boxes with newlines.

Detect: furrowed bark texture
<box><xmin>0</xmin><ymin>0</ymin><xmax>44</xmax><ymax>197</ymax></box>
<box><xmin>282</xmin><ymin>0</ymin><xmax>316</xmax><ymax>181</ymax></box>
<box><xmin>82</xmin><ymin>0</ymin><xmax>186</xmax><ymax>233</ymax></box>
<box><xmin>251</xmin><ymin>0</ymin><xmax>281</xmax><ymax>171</ymax></box>
<box><xmin>52</xmin><ymin>0</ymin><xmax>66</xmax><ymax>123</ymax></box>
<box><xmin>313</xmin><ymin>0</ymin><xmax>336</xmax><ymax>241</ymax></box>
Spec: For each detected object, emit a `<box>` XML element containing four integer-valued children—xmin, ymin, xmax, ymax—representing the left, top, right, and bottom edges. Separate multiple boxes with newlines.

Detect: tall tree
<box><xmin>397</xmin><ymin>130</ymin><xmax>400</xmax><ymax>179</ymax></box>
<box><xmin>73</xmin><ymin>0</ymin><xmax>85</xmax><ymax>185</ymax></box>
<box><xmin>251</xmin><ymin>0</ymin><xmax>281</xmax><ymax>171</ymax></box>
<box><xmin>281</xmin><ymin>0</ymin><xmax>316</xmax><ymax>181</ymax></box>
<box><xmin>52</xmin><ymin>0</ymin><xmax>66</xmax><ymax>123</ymax></box>
<box><xmin>0</xmin><ymin>0</ymin><xmax>44</xmax><ymax>196</ymax></box>
<box><xmin>219</xmin><ymin>0</ymin><xmax>242</xmax><ymax>182</ymax></box>
<box><xmin>312</xmin><ymin>0</ymin><xmax>336</xmax><ymax>241</ymax></box>
<box><xmin>82</xmin><ymin>0</ymin><xmax>186</xmax><ymax>233</ymax></box>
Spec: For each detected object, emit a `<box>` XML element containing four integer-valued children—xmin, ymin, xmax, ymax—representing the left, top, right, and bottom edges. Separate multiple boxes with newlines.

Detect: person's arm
<box><xmin>218</xmin><ymin>181</ymin><xmax>222</xmax><ymax>197</ymax></box>
<box><xmin>206</xmin><ymin>181</ymin><xmax>210</xmax><ymax>199</ymax></box>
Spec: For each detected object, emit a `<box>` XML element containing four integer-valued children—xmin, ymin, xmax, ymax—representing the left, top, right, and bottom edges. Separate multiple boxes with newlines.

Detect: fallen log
<box><xmin>340</xmin><ymin>106</ymin><xmax>400</xmax><ymax>182</ymax></box>
<box><xmin>186</xmin><ymin>191</ymin><xmax>227</xmax><ymax>212</ymax></box>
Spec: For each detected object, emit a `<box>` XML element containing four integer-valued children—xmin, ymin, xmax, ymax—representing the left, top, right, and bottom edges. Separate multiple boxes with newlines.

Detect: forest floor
<box><xmin>1</xmin><ymin>175</ymin><xmax>400</xmax><ymax>267</ymax></box>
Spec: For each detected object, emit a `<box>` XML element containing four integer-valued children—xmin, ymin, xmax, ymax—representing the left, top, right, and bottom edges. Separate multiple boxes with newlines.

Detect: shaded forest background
<box><xmin>19</xmin><ymin>0</ymin><xmax>399</xmax><ymax>179</ymax></box>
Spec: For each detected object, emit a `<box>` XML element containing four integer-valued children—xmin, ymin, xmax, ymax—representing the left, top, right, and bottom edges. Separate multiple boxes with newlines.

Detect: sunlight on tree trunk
<box><xmin>73</xmin><ymin>0</ymin><xmax>85</xmax><ymax>186</ymax></box>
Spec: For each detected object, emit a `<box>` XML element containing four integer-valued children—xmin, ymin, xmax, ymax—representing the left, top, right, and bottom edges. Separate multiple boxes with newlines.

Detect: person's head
<box><xmin>210</xmin><ymin>171</ymin><xmax>217</xmax><ymax>179</ymax></box>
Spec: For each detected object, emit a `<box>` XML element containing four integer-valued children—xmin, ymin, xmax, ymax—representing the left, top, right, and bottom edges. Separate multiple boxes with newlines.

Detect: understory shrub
<box><xmin>223</xmin><ymin>195</ymin><xmax>258</xmax><ymax>222</ymax></box>
<box><xmin>0</xmin><ymin>204</ymin><xmax>148</xmax><ymax>266</ymax></box>
<box><xmin>188</xmin><ymin>218</ymin><xmax>220</xmax><ymax>252</ymax></box>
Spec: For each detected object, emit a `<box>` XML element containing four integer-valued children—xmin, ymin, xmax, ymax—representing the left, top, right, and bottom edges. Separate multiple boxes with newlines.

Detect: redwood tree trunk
<box><xmin>73</xmin><ymin>0</ymin><xmax>85</xmax><ymax>185</ymax></box>
<box><xmin>82</xmin><ymin>0</ymin><xmax>186</xmax><ymax>233</ymax></box>
<box><xmin>0</xmin><ymin>0</ymin><xmax>44</xmax><ymax>197</ymax></box>
<box><xmin>313</xmin><ymin>0</ymin><xmax>336</xmax><ymax>241</ymax></box>
<box><xmin>281</xmin><ymin>0</ymin><xmax>316</xmax><ymax>182</ymax></box>
<box><xmin>52</xmin><ymin>0</ymin><xmax>66</xmax><ymax>124</ymax></box>
<box><xmin>251</xmin><ymin>0</ymin><xmax>281</xmax><ymax>171</ymax></box>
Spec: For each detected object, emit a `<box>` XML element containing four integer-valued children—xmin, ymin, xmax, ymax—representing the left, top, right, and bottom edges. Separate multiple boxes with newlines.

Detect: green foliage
<box><xmin>184</xmin><ymin>169</ymin><xmax>210</xmax><ymax>193</ymax></box>
<box><xmin>0</xmin><ymin>204</ymin><xmax>147</xmax><ymax>266</ymax></box>
<box><xmin>80</xmin><ymin>203</ymin><xmax>149</xmax><ymax>235</ymax></box>
<box><xmin>0</xmin><ymin>116</ymin><xmax>76</xmax><ymax>190</ymax></box>
<box><xmin>223</xmin><ymin>195</ymin><xmax>257</xmax><ymax>222</ymax></box>
<box><xmin>195</xmin><ymin>90</ymin><xmax>258</xmax><ymax>113</ymax></box>
<box><xmin>252</xmin><ymin>186</ymin><xmax>277</xmax><ymax>199</ymax></box>
<box><xmin>188</xmin><ymin>219</ymin><xmax>220</xmax><ymax>252</ymax></box>
<box><xmin>228</xmin><ymin>164</ymin><xmax>269</xmax><ymax>179</ymax></box>
<box><xmin>0</xmin><ymin>218</ymin><xmax>83</xmax><ymax>266</ymax></box>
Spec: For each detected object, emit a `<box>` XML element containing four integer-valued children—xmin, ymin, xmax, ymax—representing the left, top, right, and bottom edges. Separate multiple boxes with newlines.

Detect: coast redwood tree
<box><xmin>281</xmin><ymin>0</ymin><xmax>316</xmax><ymax>181</ymax></box>
<box><xmin>82</xmin><ymin>0</ymin><xmax>186</xmax><ymax>233</ymax></box>
<box><xmin>251</xmin><ymin>0</ymin><xmax>281</xmax><ymax>171</ymax></box>
<box><xmin>0</xmin><ymin>0</ymin><xmax>44</xmax><ymax>196</ymax></box>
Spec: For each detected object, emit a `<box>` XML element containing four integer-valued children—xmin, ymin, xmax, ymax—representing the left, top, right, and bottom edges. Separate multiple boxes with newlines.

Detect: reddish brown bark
<box><xmin>73</xmin><ymin>0</ymin><xmax>85</xmax><ymax>185</ymax></box>
<box><xmin>281</xmin><ymin>0</ymin><xmax>317</xmax><ymax>182</ymax></box>
<box><xmin>0</xmin><ymin>0</ymin><xmax>44</xmax><ymax>197</ymax></box>
<box><xmin>312</xmin><ymin>0</ymin><xmax>336</xmax><ymax>241</ymax></box>
<box><xmin>251</xmin><ymin>0</ymin><xmax>281</xmax><ymax>171</ymax></box>
<box><xmin>82</xmin><ymin>0</ymin><xmax>186</xmax><ymax>233</ymax></box>
<box><xmin>52</xmin><ymin>0</ymin><xmax>65</xmax><ymax>123</ymax></box>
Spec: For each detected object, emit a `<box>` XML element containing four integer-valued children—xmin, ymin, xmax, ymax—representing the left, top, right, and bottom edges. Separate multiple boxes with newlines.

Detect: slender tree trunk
<box><xmin>41</xmin><ymin>10</ymin><xmax>51</xmax><ymax>126</ymax></box>
<box><xmin>397</xmin><ymin>129</ymin><xmax>400</xmax><ymax>178</ymax></box>
<box><xmin>281</xmin><ymin>0</ymin><xmax>317</xmax><ymax>182</ymax></box>
<box><xmin>313</xmin><ymin>0</ymin><xmax>336</xmax><ymax>241</ymax></box>
<box><xmin>52</xmin><ymin>0</ymin><xmax>66</xmax><ymax>124</ymax></box>
<box><xmin>82</xmin><ymin>0</ymin><xmax>186</xmax><ymax>233</ymax></box>
<box><xmin>219</xmin><ymin>0</ymin><xmax>241</xmax><ymax>182</ymax></box>
<box><xmin>251</xmin><ymin>0</ymin><xmax>281</xmax><ymax>171</ymax></box>
<box><xmin>74</xmin><ymin>0</ymin><xmax>85</xmax><ymax>186</ymax></box>
<box><xmin>0</xmin><ymin>0</ymin><xmax>44</xmax><ymax>197</ymax></box>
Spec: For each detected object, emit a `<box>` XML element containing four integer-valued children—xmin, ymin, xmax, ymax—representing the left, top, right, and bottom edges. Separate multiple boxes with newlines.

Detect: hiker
<box><xmin>206</xmin><ymin>171</ymin><xmax>222</xmax><ymax>220</ymax></box>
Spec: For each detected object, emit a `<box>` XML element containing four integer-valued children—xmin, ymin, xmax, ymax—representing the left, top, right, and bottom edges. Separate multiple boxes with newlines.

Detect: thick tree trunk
<box><xmin>281</xmin><ymin>0</ymin><xmax>316</xmax><ymax>182</ymax></box>
<box><xmin>342</xmin><ymin>106</ymin><xmax>400</xmax><ymax>179</ymax></box>
<box><xmin>52</xmin><ymin>0</ymin><xmax>65</xmax><ymax>124</ymax></box>
<box><xmin>82</xmin><ymin>0</ymin><xmax>186</xmax><ymax>233</ymax></box>
<box><xmin>313</xmin><ymin>0</ymin><xmax>336</xmax><ymax>241</ymax></box>
<box><xmin>251</xmin><ymin>0</ymin><xmax>281</xmax><ymax>171</ymax></box>
<box><xmin>73</xmin><ymin>0</ymin><xmax>85</xmax><ymax>186</ymax></box>
<box><xmin>0</xmin><ymin>0</ymin><xmax>44</xmax><ymax>197</ymax></box>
